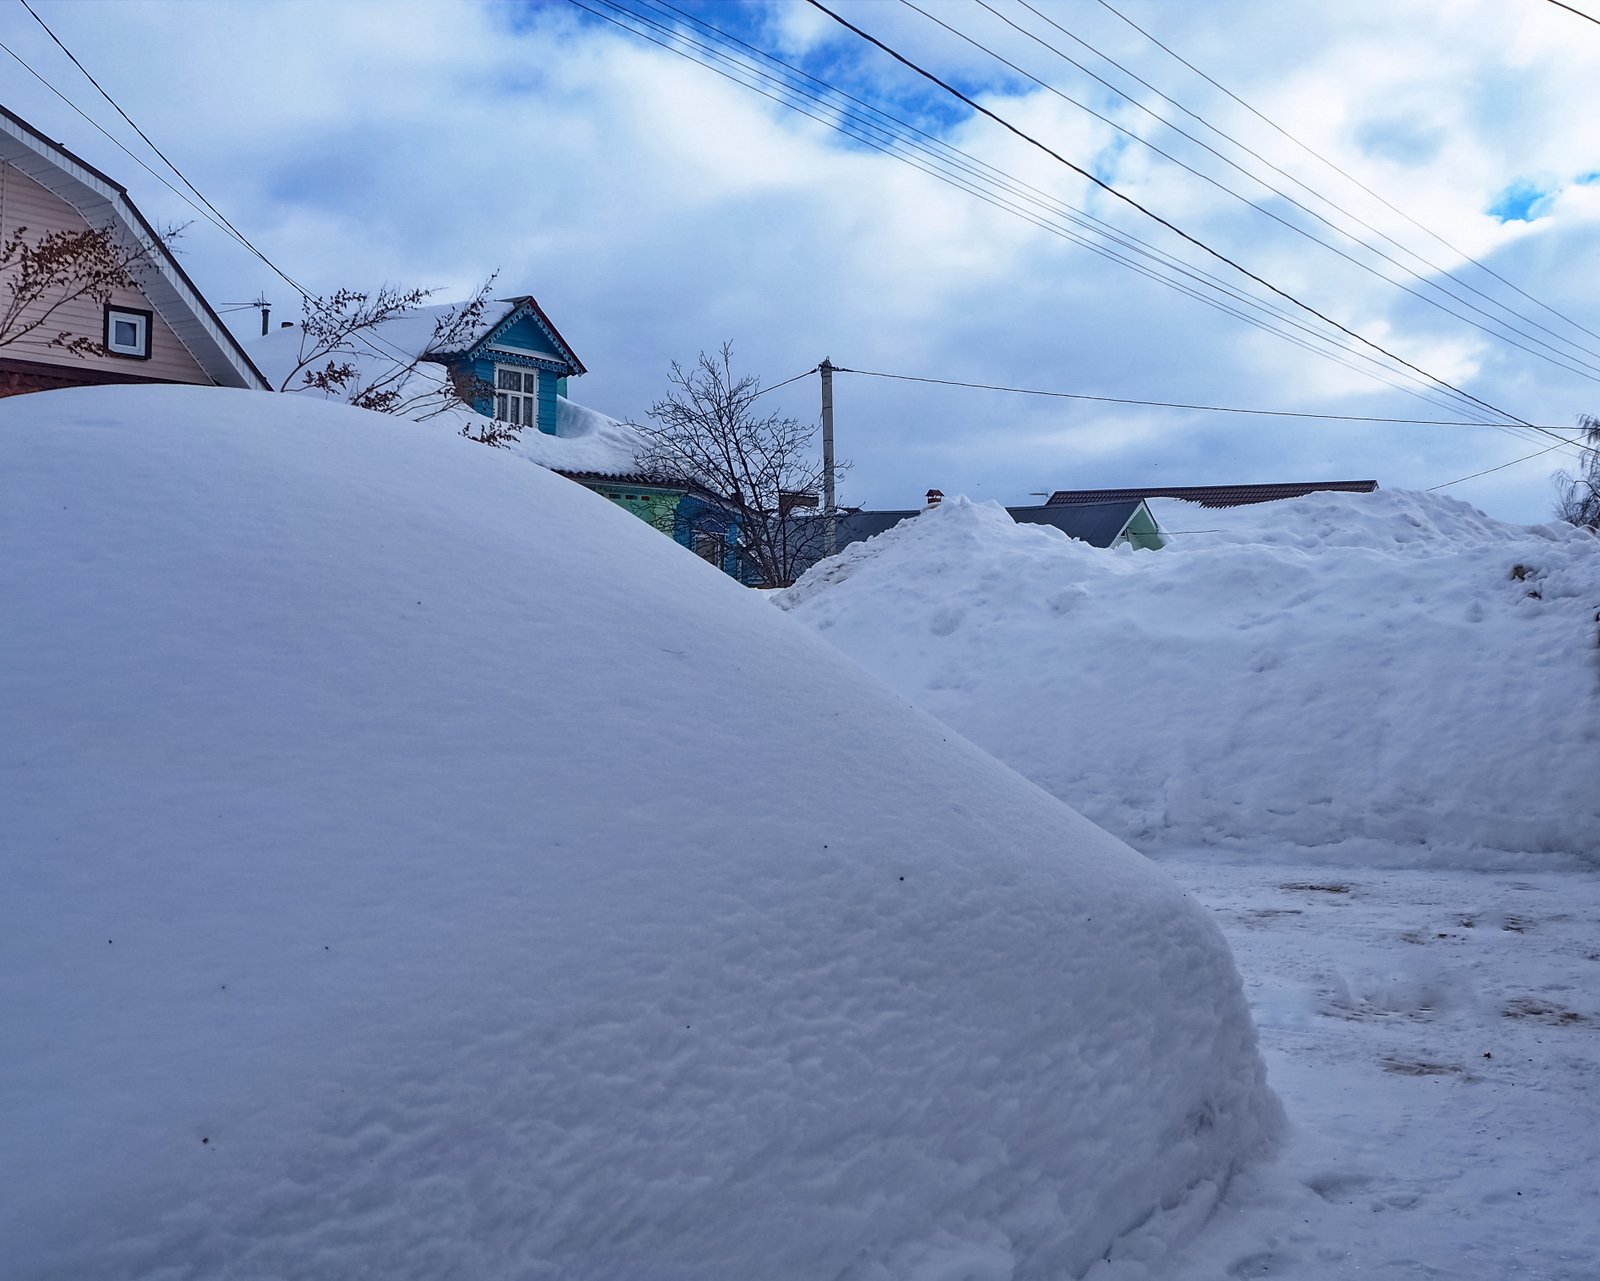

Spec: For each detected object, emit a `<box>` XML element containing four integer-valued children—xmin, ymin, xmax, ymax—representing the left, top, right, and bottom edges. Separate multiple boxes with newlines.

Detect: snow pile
<box><xmin>777</xmin><ymin>492</ymin><xmax>1600</xmax><ymax>863</ymax></box>
<box><xmin>0</xmin><ymin>387</ymin><xmax>1278</xmax><ymax>1279</ymax></box>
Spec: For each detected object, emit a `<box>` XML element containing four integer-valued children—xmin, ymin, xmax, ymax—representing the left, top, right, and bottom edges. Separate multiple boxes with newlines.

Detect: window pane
<box><xmin>495</xmin><ymin>393</ymin><xmax>508</xmax><ymax>421</ymax></box>
<box><xmin>497</xmin><ymin>369</ymin><xmax>519</xmax><ymax>391</ymax></box>
<box><xmin>114</xmin><ymin>319</ymin><xmax>139</xmax><ymax>347</ymax></box>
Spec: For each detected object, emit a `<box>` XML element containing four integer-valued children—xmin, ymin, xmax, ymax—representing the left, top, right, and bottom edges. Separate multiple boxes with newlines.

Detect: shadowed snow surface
<box><xmin>778</xmin><ymin>495</ymin><xmax>1600</xmax><ymax>864</ymax></box>
<box><xmin>0</xmin><ymin>387</ymin><xmax>1278</xmax><ymax>1280</ymax></box>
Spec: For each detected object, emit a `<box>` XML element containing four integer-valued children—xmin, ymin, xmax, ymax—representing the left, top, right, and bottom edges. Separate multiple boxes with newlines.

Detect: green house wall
<box><xmin>1122</xmin><ymin>506</ymin><xmax>1166</xmax><ymax>550</ymax></box>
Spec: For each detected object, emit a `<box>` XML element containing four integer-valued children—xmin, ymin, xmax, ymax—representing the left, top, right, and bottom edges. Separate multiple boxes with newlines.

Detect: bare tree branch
<box><xmin>631</xmin><ymin>343</ymin><xmax>847</xmax><ymax>586</ymax></box>
<box><xmin>1554</xmin><ymin>414</ymin><xmax>1600</xmax><ymax>530</ymax></box>
<box><xmin>0</xmin><ymin>222</ymin><xmax>178</xmax><ymax>356</ymax></box>
<box><xmin>282</xmin><ymin>273</ymin><xmax>504</xmax><ymax>432</ymax></box>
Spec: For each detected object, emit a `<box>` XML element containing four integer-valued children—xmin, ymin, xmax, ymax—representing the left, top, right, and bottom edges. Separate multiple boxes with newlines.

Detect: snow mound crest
<box><xmin>0</xmin><ymin>386</ymin><xmax>1279</xmax><ymax>1280</ymax></box>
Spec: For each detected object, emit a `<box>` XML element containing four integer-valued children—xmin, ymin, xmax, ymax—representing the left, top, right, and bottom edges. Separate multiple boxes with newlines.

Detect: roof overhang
<box><xmin>0</xmin><ymin>104</ymin><xmax>269</xmax><ymax>391</ymax></box>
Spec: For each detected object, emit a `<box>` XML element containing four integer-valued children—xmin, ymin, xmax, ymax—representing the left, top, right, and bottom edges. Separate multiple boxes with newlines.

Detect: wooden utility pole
<box><xmin>820</xmin><ymin>357</ymin><xmax>836</xmax><ymax>556</ymax></box>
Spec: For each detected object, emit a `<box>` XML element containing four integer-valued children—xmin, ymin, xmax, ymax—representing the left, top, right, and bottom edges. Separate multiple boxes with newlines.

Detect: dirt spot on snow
<box><xmin>1503</xmin><ymin>997</ymin><xmax>1587</xmax><ymax>1025</ymax></box>
<box><xmin>1381</xmin><ymin>1057</ymin><xmax>1466</xmax><ymax>1077</ymax></box>
<box><xmin>1281</xmin><ymin>882</ymin><xmax>1351</xmax><ymax>894</ymax></box>
<box><xmin>1400</xmin><ymin>930</ymin><xmax>1461</xmax><ymax>945</ymax></box>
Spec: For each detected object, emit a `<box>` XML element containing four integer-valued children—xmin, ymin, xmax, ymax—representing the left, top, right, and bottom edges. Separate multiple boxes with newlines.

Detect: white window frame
<box><xmin>493</xmin><ymin>365</ymin><xmax>539</xmax><ymax>427</ymax></box>
<box><xmin>104</xmin><ymin>305</ymin><xmax>152</xmax><ymax>360</ymax></box>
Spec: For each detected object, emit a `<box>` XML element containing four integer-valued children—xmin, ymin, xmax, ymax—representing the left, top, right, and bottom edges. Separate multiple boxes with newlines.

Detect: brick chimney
<box><xmin>925</xmin><ymin>488</ymin><xmax>944</xmax><ymax>509</ymax></box>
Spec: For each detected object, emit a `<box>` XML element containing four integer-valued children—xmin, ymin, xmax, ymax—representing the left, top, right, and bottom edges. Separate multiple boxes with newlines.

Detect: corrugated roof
<box><xmin>838</xmin><ymin>510</ymin><xmax>920</xmax><ymax>543</ymax></box>
<box><xmin>1008</xmin><ymin>501</ymin><xmax>1141</xmax><ymax>547</ymax></box>
<box><xmin>1045</xmin><ymin>481</ymin><xmax>1378</xmax><ymax>508</ymax></box>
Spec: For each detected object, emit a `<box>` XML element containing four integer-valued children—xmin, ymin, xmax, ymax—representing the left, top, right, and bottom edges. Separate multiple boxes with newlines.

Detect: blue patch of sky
<box><xmin>1088</xmin><ymin>132</ymin><xmax>1131</xmax><ymax>187</ymax></box>
<box><xmin>1487</xmin><ymin>179</ymin><xmax>1558</xmax><ymax>224</ymax></box>
<box><xmin>542</xmin><ymin>0</ymin><xmax>1039</xmax><ymax>156</ymax></box>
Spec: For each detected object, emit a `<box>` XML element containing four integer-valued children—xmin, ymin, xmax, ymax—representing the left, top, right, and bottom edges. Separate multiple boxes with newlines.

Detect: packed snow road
<box><xmin>1138</xmin><ymin>851</ymin><xmax>1600</xmax><ymax>1281</ymax></box>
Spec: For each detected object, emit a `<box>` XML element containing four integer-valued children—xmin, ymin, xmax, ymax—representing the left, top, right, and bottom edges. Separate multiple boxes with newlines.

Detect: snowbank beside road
<box><xmin>778</xmin><ymin>492</ymin><xmax>1600</xmax><ymax>863</ymax></box>
<box><xmin>0</xmin><ymin>386</ymin><xmax>1278</xmax><ymax>1280</ymax></box>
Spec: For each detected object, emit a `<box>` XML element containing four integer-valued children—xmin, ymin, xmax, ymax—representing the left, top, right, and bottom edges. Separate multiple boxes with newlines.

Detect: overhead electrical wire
<box><xmin>17</xmin><ymin>0</ymin><xmax>296</xmax><ymax>293</ymax></box>
<box><xmin>573</xmin><ymin>0</ymin><xmax>1536</xmax><ymax>434</ymax></box>
<box><xmin>750</xmin><ymin>365</ymin><xmax>823</xmax><ymax>398</ymax></box>
<box><xmin>11</xmin><ymin>0</ymin><xmax>438</xmax><ymax>374</ymax></box>
<box><xmin>997</xmin><ymin>0</ymin><xmax>1600</xmax><ymax>370</ymax></box>
<box><xmin>802</xmin><ymin>0</ymin><xmax>1570</xmax><ymax>444</ymax></box>
<box><xmin>1542</xmin><ymin>0</ymin><xmax>1600</xmax><ymax>31</ymax></box>
<box><xmin>900</xmin><ymin>0</ymin><xmax>1600</xmax><ymax>385</ymax></box>
<box><xmin>587</xmin><ymin>0</ymin><xmax>1587</xmax><ymax>456</ymax></box>
<box><xmin>1096</xmin><ymin>0</ymin><xmax>1600</xmax><ymax>347</ymax></box>
<box><xmin>0</xmin><ymin>36</ymin><xmax>244</xmax><ymax>247</ymax></box>
<box><xmin>1427</xmin><ymin>438</ymin><xmax>1575</xmax><ymax>491</ymax></box>
<box><xmin>631</xmin><ymin>0</ymin><xmax>1476</xmax><ymax>419</ymax></box>
<box><xmin>826</xmin><ymin>366</ymin><xmax>1586</xmax><ymax>430</ymax></box>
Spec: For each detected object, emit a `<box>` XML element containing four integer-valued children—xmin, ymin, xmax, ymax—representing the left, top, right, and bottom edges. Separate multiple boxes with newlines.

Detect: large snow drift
<box><xmin>0</xmin><ymin>387</ymin><xmax>1278</xmax><ymax>1279</ymax></box>
<box><xmin>778</xmin><ymin>495</ymin><xmax>1600</xmax><ymax>864</ymax></box>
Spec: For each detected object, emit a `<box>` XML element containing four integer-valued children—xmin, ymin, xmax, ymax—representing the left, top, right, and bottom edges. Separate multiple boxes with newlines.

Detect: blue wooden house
<box><xmin>427</xmin><ymin>294</ymin><xmax>744</xmax><ymax>576</ymax></box>
<box><xmin>426</xmin><ymin>294</ymin><xmax>585</xmax><ymax>435</ymax></box>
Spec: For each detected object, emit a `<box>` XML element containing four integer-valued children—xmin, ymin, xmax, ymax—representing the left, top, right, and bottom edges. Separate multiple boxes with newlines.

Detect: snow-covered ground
<box><xmin>1</xmin><ymin>386</ymin><xmax>1280</xmax><ymax>1280</ymax></box>
<box><xmin>1148</xmin><ymin>852</ymin><xmax>1600</xmax><ymax>1280</ymax></box>
<box><xmin>778</xmin><ymin>493</ymin><xmax>1600</xmax><ymax>1278</ymax></box>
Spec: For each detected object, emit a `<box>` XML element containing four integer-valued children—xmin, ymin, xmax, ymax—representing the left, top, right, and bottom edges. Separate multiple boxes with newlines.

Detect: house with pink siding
<box><xmin>0</xmin><ymin>104</ymin><xmax>266</xmax><ymax>398</ymax></box>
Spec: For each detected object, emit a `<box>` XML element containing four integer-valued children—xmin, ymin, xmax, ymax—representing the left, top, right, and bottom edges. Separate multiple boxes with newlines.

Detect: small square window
<box><xmin>104</xmin><ymin>305</ymin><xmax>152</xmax><ymax>360</ymax></box>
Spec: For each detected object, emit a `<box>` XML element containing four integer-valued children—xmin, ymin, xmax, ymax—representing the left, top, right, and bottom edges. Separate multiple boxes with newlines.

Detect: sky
<box><xmin>4</xmin><ymin>0</ymin><xmax>1600</xmax><ymax>522</ymax></box>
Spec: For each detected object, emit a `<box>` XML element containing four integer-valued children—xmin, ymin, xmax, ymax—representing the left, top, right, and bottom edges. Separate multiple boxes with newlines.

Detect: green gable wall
<box><xmin>1123</xmin><ymin>505</ymin><xmax>1166</xmax><ymax>550</ymax></box>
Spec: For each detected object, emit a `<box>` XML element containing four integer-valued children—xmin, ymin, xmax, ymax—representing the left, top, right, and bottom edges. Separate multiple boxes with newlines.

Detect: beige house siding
<box><xmin>1</xmin><ymin>159</ymin><xmax>211</xmax><ymax>385</ymax></box>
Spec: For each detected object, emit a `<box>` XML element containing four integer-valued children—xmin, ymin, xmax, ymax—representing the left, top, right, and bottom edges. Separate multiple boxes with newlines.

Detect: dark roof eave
<box><xmin>1045</xmin><ymin>481</ymin><xmax>1379</xmax><ymax>508</ymax></box>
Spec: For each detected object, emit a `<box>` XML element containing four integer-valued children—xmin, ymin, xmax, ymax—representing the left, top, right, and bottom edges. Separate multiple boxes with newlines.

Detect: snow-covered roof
<box><xmin>1</xmin><ymin>385</ymin><xmax>1280</xmax><ymax>1278</ymax></box>
<box><xmin>778</xmin><ymin>492</ymin><xmax>1600</xmax><ymax>863</ymax></box>
<box><xmin>460</xmin><ymin>293</ymin><xmax>586</xmax><ymax>375</ymax></box>
<box><xmin>246</xmin><ymin>302</ymin><xmax>495</xmax><ymax>393</ymax></box>
<box><xmin>0</xmin><ymin>104</ymin><xmax>268</xmax><ymax>390</ymax></box>
<box><xmin>507</xmin><ymin>395</ymin><xmax>651</xmax><ymax>478</ymax></box>
<box><xmin>249</xmin><ymin>310</ymin><xmax>650</xmax><ymax>479</ymax></box>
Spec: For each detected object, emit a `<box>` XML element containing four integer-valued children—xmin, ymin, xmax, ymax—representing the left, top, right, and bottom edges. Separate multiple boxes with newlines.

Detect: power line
<box><xmin>1544</xmin><ymin>0</ymin><xmax>1600</xmax><ymax>28</ymax></box>
<box><xmin>577</xmin><ymin>0</ymin><xmax>1516</xmax><ymax>428</ymax></box>
<box><xmin>830</xmin><ymin>365</ymin><xmax>1589</xmax><ymax>435</ymax></box>
<box><xmin>901</xmin><ymin>0</ymin><xmax>1600</xmax><ymax>385</ymax></box>
<box><xmin>1095</xmin><ymin>0</ymin><xmax>1600</xmax><ymax>348</ymax></box>
<box><xmin>0</xmin><ymin>37</ymin><xmax>243</xmax><ymax>245</ymax></box>
<box><xmin>803</xmin><ymin>0</ymin><xmax>1542</xmax><ymax>437</ymax></box>
<box><xmin>751</xmin><ymin>365</ymin><xmax>821</xmax><ymax>398</ymax></box>
<box><xmin>601</xmin><ymin>0</ymin><xmax>1535</xmax><ymax>428</ymax></box>
<box><xmin>17</xmin><ymin>0</ymin><xmax>296</xmax><ymax>292</ymax></box>
<box><xmin>1427</xmin><ymin>439</ymin><xmax>1574</xmax><ymax>491</ymax></box>
<box><xmin>974</xmin><ymin>0</ymin><xmax>1600</xmax><ymax>376</ymax></box>
<box><xmin>7</xmin><ymin>7</ymin><xmax>445</xmax><ymax>375</ymax></box>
